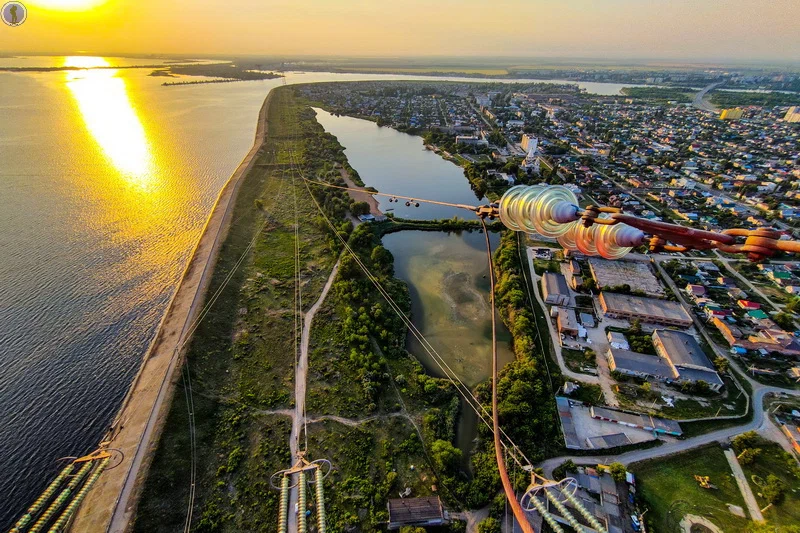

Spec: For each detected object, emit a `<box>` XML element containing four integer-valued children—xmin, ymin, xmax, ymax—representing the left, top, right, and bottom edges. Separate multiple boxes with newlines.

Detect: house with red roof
<box><xmin>737</xmin><ymin>300</ymin><xmax>761</xmax><ymax>310</ymax></box>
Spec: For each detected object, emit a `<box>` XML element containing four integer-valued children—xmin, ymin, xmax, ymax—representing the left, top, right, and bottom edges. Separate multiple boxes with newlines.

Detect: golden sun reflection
<box><xmin>64</xmin><ymin>56</ymin><xmax>154</xmax><ymax>190</ymax></box>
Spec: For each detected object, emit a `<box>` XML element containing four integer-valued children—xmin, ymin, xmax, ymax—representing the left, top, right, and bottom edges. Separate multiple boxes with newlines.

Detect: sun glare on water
<box><xmin>63</xmin><ymin>56</ymin><xmax>155</xmax><ymax>190</ymax></box>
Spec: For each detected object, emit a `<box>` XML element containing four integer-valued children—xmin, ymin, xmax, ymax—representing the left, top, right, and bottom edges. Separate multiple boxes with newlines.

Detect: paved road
<box><xmin>524</xmin><ymin>248</ymin><xmax>603</xmax><ymax>386</ymax></box>
<box><xmin>540</xmin><ymin>385</ymin><xmax>795</xmax><ymax>476</ymax></box>
<box><xmin>712</xmin><ymin>250</ymin><xmax>784</xmax><ymax>310</ymax></box>
<box><xmin>693</xmin><ymin>82</ymin><xmax>724</xmax><ymax>112</ymax></box>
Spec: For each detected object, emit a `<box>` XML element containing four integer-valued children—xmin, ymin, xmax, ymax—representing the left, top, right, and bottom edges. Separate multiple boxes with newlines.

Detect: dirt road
<box><xmin>287</xmin><ymin>259</ymin><xmax>340</xmax><ymax>532</ymax></box>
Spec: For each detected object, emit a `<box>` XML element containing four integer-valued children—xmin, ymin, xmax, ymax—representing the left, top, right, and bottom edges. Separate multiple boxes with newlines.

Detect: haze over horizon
<box><xmin>4</xmin><ymin>0</ymin><xmax>800</xmax><ymax>64</ymax></box>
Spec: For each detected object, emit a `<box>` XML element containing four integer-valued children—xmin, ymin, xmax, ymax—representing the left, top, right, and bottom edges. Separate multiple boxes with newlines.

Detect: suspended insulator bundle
<box><xmin>497</xmin><ymin>185</ymin><xmax>645</xmax><ymax>260</ymax></box>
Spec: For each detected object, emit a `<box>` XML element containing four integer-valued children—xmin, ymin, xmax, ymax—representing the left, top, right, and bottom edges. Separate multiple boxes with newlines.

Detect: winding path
<box><xmin>287</xmin><ymin>259</ymin><xmax>339</xmax><ymax>532</ymax></box>
<box><xmin>290</xmin><ymin>259</ymin><xmax>340</xmax><ymax>459</ymax></box>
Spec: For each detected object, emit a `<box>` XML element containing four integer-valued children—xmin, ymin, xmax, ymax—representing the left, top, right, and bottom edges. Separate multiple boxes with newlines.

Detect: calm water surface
<box><xmin>383</xmin><ymin>231</ymin><xmax>514</xmax><ymax>457</ymax></box>
<box><xmin>313</xmin><ymin>107</ymin><xmax>485</xmax><ymax>219</ymax></box>
<box><xmin>0</xmin><ymin>58</ymin><xmax>636</xmax><ymax>525</ymax></box>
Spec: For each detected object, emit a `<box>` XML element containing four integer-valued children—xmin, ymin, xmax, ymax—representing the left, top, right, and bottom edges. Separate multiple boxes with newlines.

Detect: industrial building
<box><xmin>588</xmin><ymin>258</ymin><xmax>665</xmax><ymax>297</ymax></box>
<box><xmin>607</xmin><ymin>331</ymin><xmax>630</xmax><ymax>350</ymax></box>
<box><xmin>542</xmin><ymin>272</ymin><xmax>570</xmax><ymax>306</ymax></box>
<box><xmin>785</xmin><ymin>106</ymin><xmax>800</xmax><ymax>123</ymax></box>
<box><xmin>606</xmin><ymin>348</ymin><xmax>677</xmax><ymax>381</ymax></box>
<box><xmin>606</xmin><ymin>329</ymin><xmax>724</xmax><ymax>391</ymax></box>
<box><xmin>719</xmin><ymin>108</ymin><xmax>744</xmax><ymax>120</ymax></box>
<box><xmin>590</xmin><ymin>406</ymin><xmax>682</xmax><ymax>436</ymax></box>
<box><xmin>557</xmin><ymin>307</ymin><xmax>579</xmax><ymax>336</ymax></box>
<box><xmin>652</xmin><ymin>330</ymin><xmax>724</xmax><ymax>391</ymax></box>
<box><xmin>599</xmin><ymin>292</ymin><xmax>693</xmax><ymax>327</ymax></box>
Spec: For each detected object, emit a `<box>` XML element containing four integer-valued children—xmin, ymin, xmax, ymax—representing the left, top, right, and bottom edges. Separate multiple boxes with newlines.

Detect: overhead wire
<box><xmin>286</xmin><ymin>108</ymin><xmax>308</xmax><ymax>455</ymax></box>
<box><xmin>174</xmin><ymin>131</ymin><xmax>290</xmax><ymax>532</ymax></box>
<box><xmin>480</xmin><ymin>217</ymin><xmax>534</xmax><ymax>533</ymax></box>
<box><xmin>301</xmin><ymin>177</ymin><xmax>480</xmax><ymax>212</ymax></box>
<box><xmin>283</xmin><ymin>93</ymin><xmax>544</xmax><ymax>531</ymax></box>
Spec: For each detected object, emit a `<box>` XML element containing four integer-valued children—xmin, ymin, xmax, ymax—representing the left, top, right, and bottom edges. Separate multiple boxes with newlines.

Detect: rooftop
<box><xmin>589</xmin><ymin>257</ymin><xmax>665</xmax><ymax>297</ymax></box>
<box><xmin>387</xmin><ymin>497</ymin><xmax>445</xmax><ymax>528</ymax></box>
<box><xmin>608</xmin><ymin>348</ymin><xmax>677</xmax><ymax>379</ymax></box>
<box><xmin>543</xmin><ymin>271</ymin><xmax>570</xmax><ymax>296</ymax></box>
<box><xmin>600</xmin><ymin>292</ymin><xmax>692</xmax><ymax>325</ymax></box>
<box><xmin>653</xmin><ymin>329</ymin><xmax>713</xmax><ymax>370</ymax></box>
<box><xmin>591</xmin><ymin>406</ymin><xmax>682</xmax><ymax>435</ymax></box>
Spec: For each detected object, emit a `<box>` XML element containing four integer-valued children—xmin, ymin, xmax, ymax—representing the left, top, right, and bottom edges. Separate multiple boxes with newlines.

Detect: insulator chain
<box><xmin>489</xmin><ymin>185</ymin><xmax>800</xmax><ymax>262</ymax></box>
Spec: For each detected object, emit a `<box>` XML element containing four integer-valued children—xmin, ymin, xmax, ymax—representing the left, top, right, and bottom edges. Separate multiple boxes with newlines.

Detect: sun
<box><xmin>29</xmin><ymin>0</ymin><xmax>108</xmax><ymax>11</ymax></box>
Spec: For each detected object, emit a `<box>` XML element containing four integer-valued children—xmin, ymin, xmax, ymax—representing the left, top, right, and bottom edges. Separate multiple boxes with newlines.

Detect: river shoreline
<box><xmin>69</xmin><ymin>89</ymin><xmax>275</xmax><ymax>532</ymax></box>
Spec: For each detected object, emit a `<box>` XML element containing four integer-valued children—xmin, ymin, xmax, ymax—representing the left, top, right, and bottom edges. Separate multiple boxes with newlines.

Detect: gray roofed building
<box><xmin>591</xmin><ymin>406</ymin><xmax>682</xmax><ymax>436</ymax></box>
<box><xmin>607</xmin><ymin>331</ymin><xmax>630</xmax><ymax>350</ymax></box>
<box><xmin>556</xmin><ymin>396</ymin><xmax>581</xmax><ymax>449</ymax></box>
<box><xmin>599</xmin><ymin>292</ymin><xmax>693</xmax><ymax>327</ymax></box>
<box><xmin>652</xmin><ymin>329</ymin><xmax>723</xmax><ymax>391</ymax></box>
<box><xmin>387</xmin><ymin>497</ymin><xmax>447</xmax><ymax>530</ymax></box>
<box><xmin>586</xmin><ymin>433</ymin><xmax>633</xmax><ymax>449</ymax></box>
<box><xmin>558</xmin><ymin>307</ymin><xmax>579</xmax><ymax>336</ymax></box>
<box><xmin>678</xmin><ymin>367</ymin><xmax>725</xmax><ymax>389</ymax></box>
<box><xmin>542</xmin><ymin>272</ymin><xmax>570</xmax><ymax>306</ymax></box>
<box><xmin>606</xmin><ymin>348</ymin><xmax>677</xmax><ymax>381</ymax></box>
<box><xmin>652</xmin><ymin>329</ymin><xmax>711</xmax><ymax>369</ymax></box>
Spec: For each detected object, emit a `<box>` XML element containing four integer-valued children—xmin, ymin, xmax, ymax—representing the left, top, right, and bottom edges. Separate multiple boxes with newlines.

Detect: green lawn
<box><xmin>740</xmin><ymin>439</ymin><xmax>800</xmax><ymax>529</ymax></box>
<box><xmin>631</xmin><ymin>444</ymin><xmax>749</xmax><ymax>532</ymax></box>
<box><xmin>562</xmin><ymin>347</ymin><xmax>597</xmax><ymax>374</ymax></box>
<box><xmin>565</xmin><ymin>382</ymin><xmax>605</xmax><ymax>405</ymax></box>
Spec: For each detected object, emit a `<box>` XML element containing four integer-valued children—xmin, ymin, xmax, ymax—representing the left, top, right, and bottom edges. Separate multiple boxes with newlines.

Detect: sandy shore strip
<box><xmin>70</xmin><ymin>90</ymin><xmax>274</xmax><ymax>533</ymax></box>
<box><xmin>339</xmin><ymin>167</ymin><xmax>382</xmax><ymax>217</ymax></box>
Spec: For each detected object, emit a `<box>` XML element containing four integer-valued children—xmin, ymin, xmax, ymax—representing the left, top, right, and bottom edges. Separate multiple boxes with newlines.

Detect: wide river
<box><xmin>0</xmin><ymin>56</ymin><xmax>639</xmax><ymax>525</ymax></box>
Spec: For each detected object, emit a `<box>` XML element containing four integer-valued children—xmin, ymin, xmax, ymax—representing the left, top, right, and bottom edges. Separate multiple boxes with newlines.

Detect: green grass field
<box><xmin>740</xmin><ymin>440</ymin><xmax>800</xmax><ymax>529</ymax></box>
<box><xmin>631</xmin><ymin>444</ymin><xmax>749</xmax><ymax>532</ymax></box>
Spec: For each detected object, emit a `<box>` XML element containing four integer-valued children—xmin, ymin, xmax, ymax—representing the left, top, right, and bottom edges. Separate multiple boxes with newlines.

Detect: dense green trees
<box><xmin>732</xmin><ymin>431</ymin><xmax>759</xmax><ymax>452</ymax></box>
<box><xmin>774</xmin><ymin>312</ymin><xmax>795</xmax><ymax>330</ymax></box>
<box><xmin>737</xmin><ymin>447</ymin><xmax>762</xmax><ymax>465</ymax></box>
<box><xmin>477</xmin><ymin>517</ymin><xmax>502</xmax><ymax>533</ymax></box>
<box><xmin>713</xmin><ymin>356</ymin><xmax>730</xmax><ymax>373</ymax></box>
<box><xmin>351</xmin><ymin>201</ymin><xmax>371</xmax><ymax>216</ymax></box>
<box><xmin>431</xmin><ymin>439</ymin><xmax>463</xmax><ymax>473</ymax></box>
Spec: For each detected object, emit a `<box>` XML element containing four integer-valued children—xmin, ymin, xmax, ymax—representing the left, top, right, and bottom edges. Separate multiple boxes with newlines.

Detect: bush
<box><xmin>763</xmin><ymin>474</ymin><xmax>787</xmax><ymax>504</ymax></box>
<box><xmin>477</xmin><ymin>517</ymin><xmax>502</xmax><ymax>533</ymax></box>
<box><xmin>351</xmin><ymin>201</ymin><xmax>371</xmax><ymax>216</ymax></box>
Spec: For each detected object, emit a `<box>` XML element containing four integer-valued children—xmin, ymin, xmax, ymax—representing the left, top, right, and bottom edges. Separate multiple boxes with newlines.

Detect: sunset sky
<box><xmin>4</xmin><ymin>0</ymin><xmax>800</xmax><ymax>63</ymax></box>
